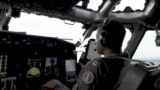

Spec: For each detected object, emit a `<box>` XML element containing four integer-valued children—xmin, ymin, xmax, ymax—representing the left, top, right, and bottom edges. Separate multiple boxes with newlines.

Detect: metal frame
<box><xmin>124</xmin><ymin>25</ymin><xmax>147</xmax><ymax>58</ymax></box>
<box><xmin>0</xmin><ymin>0</ymin><xmax>159</xmax><ymax>58</ymax></box>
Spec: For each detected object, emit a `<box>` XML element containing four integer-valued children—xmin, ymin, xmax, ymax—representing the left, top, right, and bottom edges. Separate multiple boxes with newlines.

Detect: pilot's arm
<box><xmin>43</xmin><ymin>58</ymin><xmax>108</xmax><ymax>90</ymax></box>
<box><xmin>72</xmin><ymin>58</ymin><xmax>108</xmax><ymax>90</ymax></box>
<box><xmin>43</xmin><ymin>80</ymin><xmax>70</xmax><ymax>90</ymax></box>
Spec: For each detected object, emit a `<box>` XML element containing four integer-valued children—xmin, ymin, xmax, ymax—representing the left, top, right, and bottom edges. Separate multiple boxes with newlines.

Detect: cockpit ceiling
<box><xmin>1</xmin><ymin>0</ymin><xmax>160</xmax><ymax>30</ymax></box>
<box><xmin>0</xmin><ymin>0</ymin><xmax>80</xmax><ymax>11</ymax></box>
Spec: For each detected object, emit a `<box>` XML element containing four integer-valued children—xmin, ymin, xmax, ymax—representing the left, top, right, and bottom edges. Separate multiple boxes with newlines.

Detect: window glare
<box><xmin>122</xmin><ymin>29</ymin><xmax>131</xmax><ymax>52</ymax></box>
<box><xmin>9</xmin><ymin>13</ymin><xmax>84</xmax><ymax>44</ymax></box>
<box><xmin>133</xmin><ymin>31</ymin><xmax>160</xmax><ymax>64</ymax></box>
<box><xmin>113</xmin><ymin>0</ymin><xmax>145</xmax><ymax>11</ymax></box>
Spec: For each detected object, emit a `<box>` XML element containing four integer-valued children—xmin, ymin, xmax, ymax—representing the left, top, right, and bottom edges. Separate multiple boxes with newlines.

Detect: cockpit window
<box><xmin>77</xmin><ymin>0</ymin><xmax>145</xmax><ymax>11</ymax></box>
<box><xmin>77</xmin><ymin>0</ymin><xmax>102</xmax><ymax>11</ymax></box>
<box><xmin>9</xmin><ymin>12</ymin><xmax>85</xmax><ymax>44</ymax></box>
<box><xmin>113</xmin><ymin>0</ymin><xmax>145</xmax><ymax>11</ymax></box>
<box><xmin>133</xmin><ymin>31</ymin><xmax>160</xmax><ymax>64</ymax></box>
<box><xmin>8</xmin><ymin>0</ymin><xmax>146</xmax><ymax>44</ymax></box>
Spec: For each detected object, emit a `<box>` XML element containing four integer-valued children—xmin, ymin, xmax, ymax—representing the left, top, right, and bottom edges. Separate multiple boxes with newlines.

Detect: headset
<box><xmin>99</xmin><ymin>19</ymin><xmax>112</xmax><ymax>47</ymax></box>
<box><xmin>100</xmin><ymin>32</ymin><xmax>112</xmax><ymax>47</ymax></box>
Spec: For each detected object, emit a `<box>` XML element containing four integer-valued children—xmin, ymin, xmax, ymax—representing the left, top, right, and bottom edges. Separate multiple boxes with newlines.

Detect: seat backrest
<box><xmin>154</xmin><ymin>75</ymin><xmax>160</xmax><ymax>90</ymax></box>
<box><xmin>138</xmin><ymin>68</ymin><xmax>160</xmax><ymax>90</ymax></box>
<box><xmin>114</xmin><ymin>63</ymin><xmax>148</xmax><ymax>90</ymax></box>
<box><xmin>113</xmin><ymin>58</ymin><xmax>160</xmax><ymax>90</ymax></box>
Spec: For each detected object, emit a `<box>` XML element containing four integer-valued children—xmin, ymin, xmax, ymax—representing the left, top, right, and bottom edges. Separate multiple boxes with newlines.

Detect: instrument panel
<box><xmin>0</xmin><ymin>31</ymin><xmax>77</xmax><ymax>90</ymax></box>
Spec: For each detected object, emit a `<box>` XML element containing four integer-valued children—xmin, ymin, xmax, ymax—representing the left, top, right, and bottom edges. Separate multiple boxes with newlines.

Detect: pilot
<box><xmin>42</xmin><ymin>19</ymin><xmax>127</xmax><ymax>90</ymax></box>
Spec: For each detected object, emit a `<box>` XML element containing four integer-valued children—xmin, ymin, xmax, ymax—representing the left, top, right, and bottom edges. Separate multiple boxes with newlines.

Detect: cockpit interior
<box><xmin>0</xmin><ymin>0</ymin><xmax>160</xmax><ymax>90</ymax></box>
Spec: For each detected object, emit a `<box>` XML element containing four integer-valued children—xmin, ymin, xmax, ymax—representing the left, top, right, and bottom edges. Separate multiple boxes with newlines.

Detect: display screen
<box><xmin>26</xmin><ymin>58</ymin><xmax>42</xmax><ymax>78</ymax></box>
<box><xmin>65</xmin><ymin>59</ymin><xmax>76</xmax><ymax>82</ymax></box>
<box><xmin>86</xmin><ymin>39</ymin><xmax>101</xmax><ymax>60</ymax></box>
<box><xmin>45</xmin><ymin>57</ymin><xmax>58</xmax><ymax>76</ymax></box>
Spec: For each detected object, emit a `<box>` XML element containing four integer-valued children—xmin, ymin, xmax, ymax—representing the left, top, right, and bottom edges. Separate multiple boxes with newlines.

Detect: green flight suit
<box><xmin>55</xmin><ymin>55</ymin><xmax>127</xmax><ymax>90</ymax></box>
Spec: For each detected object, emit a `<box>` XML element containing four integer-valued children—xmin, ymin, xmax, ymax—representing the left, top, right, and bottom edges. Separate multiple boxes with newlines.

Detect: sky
<box><xmin>8</xmin><ymin>0</ymin><xmax>160</xmax><ymax>63</ymax></box>
<box><xmin>9</xmin><ymin>13</ymin><xmax>84</xmax><ymax>44</ymax></box>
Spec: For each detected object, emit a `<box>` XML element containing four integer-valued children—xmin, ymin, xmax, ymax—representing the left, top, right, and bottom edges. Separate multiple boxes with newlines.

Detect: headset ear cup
<box><xmin>100</xmin><ymin>32</ymin><xmax>112</xmax><ymax>47</ymax></box>
<box><xmin>100</xmin><ymin>32</ymin><xmax>108</xmax><ymax>47</ymax></box>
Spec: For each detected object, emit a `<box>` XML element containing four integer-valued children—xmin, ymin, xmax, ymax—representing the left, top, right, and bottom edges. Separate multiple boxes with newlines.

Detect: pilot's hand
<box><xmin>42</xmin><ymin>79</ymin><xmax>62</xmax><ymax>90</ymax></box>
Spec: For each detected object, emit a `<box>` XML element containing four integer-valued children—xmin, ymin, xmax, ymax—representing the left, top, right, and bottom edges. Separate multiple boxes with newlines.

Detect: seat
<box><xmin>139</xmin><ymin>68</ymin><xmax>160</xmax><ymax>90</ymax></box>
<box><xmin>114</xmin><ymin>58</ymin><xmax>160</xmax><ymax>90</ymax></box>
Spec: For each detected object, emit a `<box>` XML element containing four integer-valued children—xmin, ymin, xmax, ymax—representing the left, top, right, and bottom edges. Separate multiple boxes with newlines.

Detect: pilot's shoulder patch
<box><xmin>92</xmin><ymin>60</ymin><xmax>98</xmax><ymax>67</ymax></box>
<box><xmin>82</xmin><ymin>71</ymin><xmax>94</xmax><ymax>85</ymax></box>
